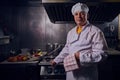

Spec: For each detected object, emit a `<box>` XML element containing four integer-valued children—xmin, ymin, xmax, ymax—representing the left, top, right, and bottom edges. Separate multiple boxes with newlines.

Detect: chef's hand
<box><xmin>50</xmin><ymin>60</ymin><xmax>56</xmax><ymax>67</ymax></box>
<box><xmin>75</xmin><ymin>52</ymin><xmax>80</xmax><ymax>60</ymax></box>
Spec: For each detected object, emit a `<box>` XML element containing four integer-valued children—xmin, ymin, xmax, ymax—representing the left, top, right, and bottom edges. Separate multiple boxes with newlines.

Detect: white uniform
<box><xmin>54</xmin><ymin>21</ymin><xmax>108</xmax><ymax>80</ymax></box>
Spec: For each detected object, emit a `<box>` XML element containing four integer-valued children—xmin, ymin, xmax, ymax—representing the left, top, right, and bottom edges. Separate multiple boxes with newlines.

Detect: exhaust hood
<box><xmin>42</xmin><ymin>0</ymin><xmax>120</xmax><ymax>24</ymax></box>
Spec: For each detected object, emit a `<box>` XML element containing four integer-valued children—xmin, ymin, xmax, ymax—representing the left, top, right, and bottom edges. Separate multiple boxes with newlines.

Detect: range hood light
<box><xmin>42</xmin><ymin>0</ymin><xmax>71</xmax><ymax>3</ymax></box>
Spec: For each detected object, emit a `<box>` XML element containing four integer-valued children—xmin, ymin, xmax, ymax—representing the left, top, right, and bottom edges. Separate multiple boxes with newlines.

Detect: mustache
<box><xmin>76</xmin><ymin>18</ymin><xmax>83</xmax><ymax>20</ymax></box>
<box><xmin>76</xmin><ymin>19</ymin><xmax>83</xmax><ymax>21</ymax></box>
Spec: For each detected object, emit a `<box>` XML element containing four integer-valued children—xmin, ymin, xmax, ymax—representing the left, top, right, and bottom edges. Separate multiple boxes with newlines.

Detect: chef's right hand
<box><xmin>50</xmin><ymin>60</ymin><xmax>56</xmax><ymax>67</ymax></box>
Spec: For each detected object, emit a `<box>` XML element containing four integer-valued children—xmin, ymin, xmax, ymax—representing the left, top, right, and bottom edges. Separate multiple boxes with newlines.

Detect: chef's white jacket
<box><xmin>54</xmin><ymin>21</ymin><xmax>108</xmax><ymax>80</ymax></box>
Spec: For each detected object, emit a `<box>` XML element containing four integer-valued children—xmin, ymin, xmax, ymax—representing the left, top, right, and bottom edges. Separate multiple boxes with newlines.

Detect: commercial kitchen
<box><xmin>0</xmin><ymin>0</ymin><xmax>120</xmax><ymax>80</ymax></box>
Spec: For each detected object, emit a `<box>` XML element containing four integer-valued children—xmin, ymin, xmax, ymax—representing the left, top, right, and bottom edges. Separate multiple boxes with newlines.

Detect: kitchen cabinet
<box><xmin>0</xmin><ymin>61</ymin><xmax>40</xmax><ymax>80</ymax></box>
<box><xmin>98</xmin><ymin>55</ymin><xmax>120</xmax><ymax>80</ymax></box>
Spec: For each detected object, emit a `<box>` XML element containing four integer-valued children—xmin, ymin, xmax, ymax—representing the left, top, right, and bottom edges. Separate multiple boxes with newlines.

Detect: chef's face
<box><xmin>74</xmin><ymin>11</ymin><xmax>88</xmax><ymax>26</ymax></box>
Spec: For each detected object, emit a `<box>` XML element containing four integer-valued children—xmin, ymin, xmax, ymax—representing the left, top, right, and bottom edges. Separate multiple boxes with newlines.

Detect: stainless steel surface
<box><xmin>0</xmin><ymin>60</ymin><xmax>39</xmax><ymax>64</ymax></box>
<box><xmin>39</xmin><ymin>47</ymin><xmax>66</xmax><ymax>80</ymax></box>
<box><xmin>39</xmin><ymin>59</ymin><xmax>66</xmax><ymax>80</ymax></box>
<box><xmin>39</xmin><ymin>64</ymin><xmax>65</xmax><ymax>80</ymax></box>
<box><xmin>107</xmin><ymin>48</ymin><xmax>120</xmax><ymax>55</ymax></box>
<box><xmin>40</xmin><ymin>65</ymin><xmax>65</xmax><ymax>75</ymax></box>
<box><xmin>42</xmin><ymin>0</ymin><xmax>120</xmax><ymax>3</ymax></box>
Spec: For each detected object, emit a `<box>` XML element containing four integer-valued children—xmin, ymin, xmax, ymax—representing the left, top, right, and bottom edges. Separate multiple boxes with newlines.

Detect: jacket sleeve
<box><xmin>54</xmin><ymin>33</ymin><xmax>70</xmax><ymax>64</ymax></box>
<box><xmin>79</xmin><ymin>31</ymin><xmax>108</xmax><ymax>66</ymax></box>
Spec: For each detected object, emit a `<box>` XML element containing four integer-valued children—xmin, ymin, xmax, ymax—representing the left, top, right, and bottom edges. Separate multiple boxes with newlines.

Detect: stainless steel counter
<box><xmin>0</xmin><ymin>60</ymin><xmax>39</xmax><ymax>64</ymax></box>
<box><xmin>107</xmin><ymin>48</ymin><xmax>120</xmax><ymax>55</ymax></box>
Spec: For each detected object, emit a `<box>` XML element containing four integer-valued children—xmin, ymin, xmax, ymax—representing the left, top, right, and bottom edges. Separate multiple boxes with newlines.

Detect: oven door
<box><xmin>39</xmin><ymin>62</ymin><xmax>66</xmax><ymax>80</ymax></box>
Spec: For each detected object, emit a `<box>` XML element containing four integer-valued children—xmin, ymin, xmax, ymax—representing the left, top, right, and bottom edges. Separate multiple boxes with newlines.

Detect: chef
<box><xmin>51</xmin><ymin>2</ymin><xmax>108</xmax><ymax>80</ymax></box>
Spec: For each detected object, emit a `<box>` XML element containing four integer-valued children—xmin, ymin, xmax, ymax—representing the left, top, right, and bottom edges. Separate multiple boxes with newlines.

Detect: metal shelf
<box><xmin>0</xmin><ymin>36</ymin><xmax>10</xmax><ymax>45</ymax></box>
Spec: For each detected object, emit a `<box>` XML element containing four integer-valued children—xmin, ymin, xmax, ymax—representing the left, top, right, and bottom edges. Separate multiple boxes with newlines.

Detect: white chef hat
<box><xmin>71</xmin><ymin>3</ymin><xmax>89</xmax><ymax>15</ymax></box>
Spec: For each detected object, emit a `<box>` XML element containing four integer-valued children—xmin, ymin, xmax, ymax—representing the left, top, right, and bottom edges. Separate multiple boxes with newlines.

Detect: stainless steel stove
<box><xmin>38</xmin><ymin>56</ymin><xmax>66</xmax><ymax>80</ymax></box>
<box><xmin>38</xmin><ymin>44</ymin><xmax>66</xmax><ymax>80</ymax></box>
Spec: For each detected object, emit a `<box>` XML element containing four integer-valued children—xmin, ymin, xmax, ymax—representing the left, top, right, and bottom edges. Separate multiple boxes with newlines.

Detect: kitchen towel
<box><xmin>63</xmin><ymin>54</ymin><xmax>79</xmax><ymax>72</ymax></box>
